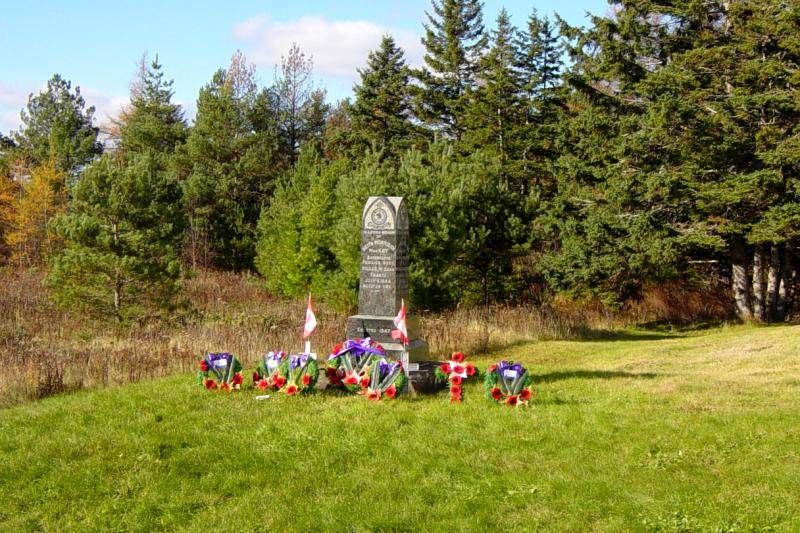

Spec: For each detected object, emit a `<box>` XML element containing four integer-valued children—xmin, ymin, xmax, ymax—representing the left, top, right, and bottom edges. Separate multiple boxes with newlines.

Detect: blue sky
<box><xmin>0</xmin><ymin>0</ymin><xmax>610</xmax><ymax>134</ymax></box>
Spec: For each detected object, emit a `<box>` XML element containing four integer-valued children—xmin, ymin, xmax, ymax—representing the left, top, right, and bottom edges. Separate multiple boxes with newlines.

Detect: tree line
<box><xmin>0</xmin><ymin>0</ymin><xmax>797</xmax><ymax>323</ymax></box>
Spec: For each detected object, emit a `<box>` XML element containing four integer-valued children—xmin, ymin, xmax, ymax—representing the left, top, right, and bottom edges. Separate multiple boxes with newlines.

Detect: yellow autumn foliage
<box><xmin>6</xmin><ymin>160</ymin><xmax>67</xmax><ymax>266</ymax></box>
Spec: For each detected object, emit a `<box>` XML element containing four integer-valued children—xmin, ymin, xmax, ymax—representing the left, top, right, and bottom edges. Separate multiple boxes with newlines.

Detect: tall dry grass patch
<box><xmin>0</xmin><ymin>269</ymin><xmax>735</xmax><ymax>406</ymax></box>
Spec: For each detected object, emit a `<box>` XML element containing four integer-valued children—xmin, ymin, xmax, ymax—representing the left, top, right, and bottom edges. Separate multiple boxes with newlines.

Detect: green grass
<box><xmin>2</xmin><ymin>324</ymin><xmax>799</xmax><ymax>531</ymax></box>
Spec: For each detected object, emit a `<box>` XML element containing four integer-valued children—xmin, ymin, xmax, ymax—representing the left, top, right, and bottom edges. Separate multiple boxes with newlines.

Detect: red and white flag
<box><xmin>303</xmin><ymin>293</ymin><xmax>317</xmax><ymax>339</ymax></box>
<box><xmin>391</xmin><ymin>299</ymin><xmax>409</xmax><ymax>345</ymax></box>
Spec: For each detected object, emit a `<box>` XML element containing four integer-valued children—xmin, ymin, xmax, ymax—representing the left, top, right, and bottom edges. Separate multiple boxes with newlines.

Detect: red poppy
<box><xmin>257</xmin><ymin>379</ymin><xmax>268</xmax><ymax>390</ymax></box>
<box><xmin>466</xmin><ymin>364</ymin><xmax>476</xmax><ymax>376</ymax></box>
<box><xmin>332</xmin><ymin>342</ymin><xmax>343</xmax><ymax>355</ymax></box>
<box><xmin>302</xmin><ymin>374</ymin><xmax>312</xmax><ymax>386</ymax></box>
<box><xmin>488</xmin><ymin>364</ymin><xmax>497</xmax><ymax>373</ymax></box>
<box><xmin>344</xmin><ymin>375</ymin><xmax>358</xmax><ymax>386</ymax></box>
<box><xmin>220</xmin><ymin>382</ymin><xmax>231</xmax><ymax>393</ymax></box>
<box><xmin>232</xmin><ymin>373</ymin><xmax>243</xmax><ymax>385</ymax></box>
<box><xmin>452</xmin><ymin>364</ymin><xmax>465</xmax><ymax>375</ymax></box>
<box><xmin>385</xmin><ymin>385</ymin><xmax>397</xmax><ymax>399</ymax></box>
<box><xmin>440</xmin><ymin>363</ymin><xmax>451</xmax><ymax>374</ymax></box>
<box><xmin>450</xmin><ymin>394</ymin><xmax>462</xmax><ymax>403</ymax></box>
<box><xmin>199</xmin><ymin>360</ymin><xmax>208</xmax><ymax>371</ymax></box>
<box><xmin>252</xmin><ymin>372</ymin><xmax>260</xmax><ymax>383</ymax></box>
<box><xmin>450</xmin><ymin>375</ymin><xmax>462</xmax><ymax>386</ymax></box>
<box><xmin>274</xmin><ymin>376</ymin><xmax>286</xmax><ymax>388</ymax></box>
<box><xmin>360</xmin><ymin>376</ymin><xmax>370</xmax><ymax>389</ymax></box>
<box><xmin>205</xmin><ymin>379</ymin><xmax>217</xmax><ymax>390</ymax></box>
<box><xmin>505</xmin><ymin>395</ymin><xmax>519</xmax><ymax>406</ymax></box>
<box><xmin>490</xmin><ymin>387</ymin><xmax>502</xmax><ymax>400</ymax></box>
<box><xmin>520</xmin><ymin>388</ymin><xmax>532</xmax><ymax>401</ymax></box>
<box><xmin>285</xmin><ymin>384</ymin><xmax>298</xmax><ymax>395</ymax></box>
<box><xmin>367</xmin><ymin>390</ymin><xmax>381</xmax><ymax>401</ymax></box>
<box><xmin>451</xmin><ymin>352</ymin><xmax>465</xmax><ymax>363</ymax></box>
<box><xmin>327</xmin><ymin>370</ymin><xmax>342</xmax><ymax>385</ymax></box>
<box><xmin>450</xmin><ymin>385</ymin><xmax>462</xmax><ymax>396</ymax></box>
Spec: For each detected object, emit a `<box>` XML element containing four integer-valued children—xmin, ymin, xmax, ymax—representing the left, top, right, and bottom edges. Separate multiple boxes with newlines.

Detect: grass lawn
<box><xmin>1</xmin><ymin>324</ymin><xmax>799</xmax><ymax>531</ymax></box>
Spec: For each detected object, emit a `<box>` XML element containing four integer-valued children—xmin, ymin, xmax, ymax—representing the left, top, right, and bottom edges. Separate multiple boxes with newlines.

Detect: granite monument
<box><xmin>345</xmin><ymin>197</ymin><xmax>436</xmax><ymax>390</ymax></box>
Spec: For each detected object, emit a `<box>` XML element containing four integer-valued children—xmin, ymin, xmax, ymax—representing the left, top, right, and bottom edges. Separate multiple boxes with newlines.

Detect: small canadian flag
<box><xmin>391</xmin><ymin>299</ymin><xmax>409</xmax><ymax>345</ymax></box>
<box><xmin>303</xmin><ymin>293</ymin><xmax>317</xmax><ymax>339</ymax></box>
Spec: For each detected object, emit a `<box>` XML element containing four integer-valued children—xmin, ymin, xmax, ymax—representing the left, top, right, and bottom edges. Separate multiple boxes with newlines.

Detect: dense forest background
<box><xmin>0</xmin><ymin>0</ymin><xmax>797</xmax><ymax>323</ymax></box>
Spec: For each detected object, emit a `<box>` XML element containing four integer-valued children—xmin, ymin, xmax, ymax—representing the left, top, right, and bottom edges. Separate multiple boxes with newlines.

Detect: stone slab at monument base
<box><xmin>346</xmin><ymin>314</ymin><xmax>441</xmax><ymax>393</ymax></box>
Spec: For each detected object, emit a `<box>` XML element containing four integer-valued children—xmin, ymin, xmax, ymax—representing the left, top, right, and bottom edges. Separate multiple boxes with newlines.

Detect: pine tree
<box><xmin>351</xmin><ymin>35</ymin><xmax>418</xmax><ymax>157</ymax></box>
<box><xmin>273</xmin><ymin>44</ymin><xmax>327</xmax><ymax>165</ymax></box>
<box><xmin>14</xmin><ymin>74</ymin><xmax>101</xmax><ymax>175</ymax></box>
<box><xmin>417</xmin><ymin>0</ymin><xmax>488</xmax><ymax>139</ymax></box>
<box><xmin>117</xmin><ymin>54</ymin><xmax>188</xmax><ymax>156</ymax></box>
<box><xmin>47</xmin><ymin>153</ymin><xmax>185</xmax><ymax>320</ymax></box>
<box><xmin>184</xmin><ymin>52</ymin><xmax>283</xmax><ymax>270</ymax></box>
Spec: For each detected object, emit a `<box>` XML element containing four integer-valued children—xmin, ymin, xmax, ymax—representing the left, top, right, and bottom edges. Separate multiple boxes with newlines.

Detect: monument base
<box><xmin>345</xmin><ymin>314</ymin><xmax>428</xmax><ymax>360</ymax></box>
<box><xmin>346</xmin><ymin>314</ymin><xmax>440</xmax><ymax>393</ymax></box>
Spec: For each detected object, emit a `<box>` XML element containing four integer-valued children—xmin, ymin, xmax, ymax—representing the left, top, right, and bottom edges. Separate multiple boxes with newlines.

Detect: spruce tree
<box><xmin>351</xmin><ymin>35</ymin><xmax>418</xmax><ymax>158</ymax></box>
<box><xmin>543</xmin><ymin>0</ymin><xmax>799</xmax><ymax>318</ymax></box>
<box><xmin>417</xmin><ymin>0</ymin><xmax>488</xmax><ymax>139</ymax></box>
<box><xmin>14</xmin><ymin>74</ymin><xmax>101</xmax><ymax>175</ymax></box>
<box><xmin>462</xmin><ymin>9</ymin><xmax>525</xmax><ymax>180</ymax></box>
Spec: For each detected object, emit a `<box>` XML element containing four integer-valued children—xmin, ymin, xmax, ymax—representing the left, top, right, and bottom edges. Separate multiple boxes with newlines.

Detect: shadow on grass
<box><xmin>529</xmin><ymin>397</ymin><xmax>578</xmax><ymax>406</ymax></box>
<box><xmin>637</xmin><ymin>318</ymin><xmax>733</xmax><ymax>332</ymax></box>
<box><xmin>570</xmin><ymin>328</ymin><xmax>685</xmax><ymax>342</ymax></box>
<box><xmin>535</xmin><ymin>369</ymin><xmax>660</xmax><ymax>383</ymax></box>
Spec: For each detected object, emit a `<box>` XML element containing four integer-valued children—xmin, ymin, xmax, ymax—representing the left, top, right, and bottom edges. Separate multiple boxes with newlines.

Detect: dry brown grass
<box><xmin>0</xmin><ymin>269</ymin><xmax>736</xmax><ymax>407</ymax></box>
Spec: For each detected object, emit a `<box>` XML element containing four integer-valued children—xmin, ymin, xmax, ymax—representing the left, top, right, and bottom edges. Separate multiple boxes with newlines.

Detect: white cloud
<box><xmin>0</xmin><ymin>83</ymin><xmax>127</xmax><ymax>135</ymax></box>
<box><xmin>0</xmin><ymin>84</ymin><xmax>29</xmax><ymax>133</ymax></box>
<box><xmin>231</xmin><ymin>15</ymin><xmax>424</xmax><ymax>80</ymax></box>
<box><xmin>80</xmin><ymin>88</ymin><xmax>129</xmax><ymax>129</ymax></box>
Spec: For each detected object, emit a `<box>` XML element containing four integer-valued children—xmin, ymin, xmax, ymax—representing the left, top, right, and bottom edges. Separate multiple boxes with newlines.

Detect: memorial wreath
<box><xmin>327</xmin><ymin>338</ymin><xmax>405</xmax><ymax>399</ymax></box>
<box><xmin>483</xmin><ymin>360</ymin><xmax>533</xmax><ymax>407</ymax></box>
<box><xmin>197</xmin><ymin>352</ymin><xmax>244</xmax><ymax>392</ymax></box>
<box><xmin>253</xmin><ymin>350</ymin><xmax>287</xmax><ymax>390</ymax></box>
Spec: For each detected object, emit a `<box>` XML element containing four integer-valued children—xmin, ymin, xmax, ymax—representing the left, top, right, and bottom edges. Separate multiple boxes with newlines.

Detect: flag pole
<box><xmin>304</xmin><ymin>292</ymin><xmax>312</xmax><ymax>354</ymax></box>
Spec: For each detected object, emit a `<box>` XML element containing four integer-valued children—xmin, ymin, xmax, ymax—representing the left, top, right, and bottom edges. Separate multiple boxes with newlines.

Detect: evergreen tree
<box><xmin>47</xmin><ymin>153</ymin><xmax>185</xmax><ymax>320</ymax></box>
<box><xmin>117</xmin><ymin>54</ymin><xmax>188</xmax><ymax>156</ymax></box>
<box><xmin>351</xmin><ymin>36</ymin><xmax>419</xmax><ymax>157</ymax></box>
<box><xmin>273</xmin><ymin>44</ymin><xmax>327</xmax><ymax>165</ymax></box>
<box><xmin>14</xmin><ymin>74</ymin><xmax>101</xmax><ymax>175</ymax></box>
<box><xmin>417</xmin><ymin>0</ymin><xmax>488</xmax><ymax>139</ymax></box>
<box><xmin>517</xmin><ymin>9</ymin><xmax>564</xmax><ymax>196</ymax></box>
<box><xmin>519</xmin><ymin>10</ymin><xmax>562</xmax><ymax>101</ymax></box>
<box><xmin>544</xmin><ymin>0</ymin><xmax>799</xmax><ymax>318</ymax></box>
<box><xmin>255</xmin><ymin>151</ymin><xmax>353</xmax><ymax>300</ymax></box>
<box><xmin>462</xmin><ymin>9</ymin><xmax>525</xmax><ymax>181</ymax></box>
<box><xmin>184</xmin><ymin>52</ymin><xmax>283</xmax><ymax>270</ymax></box>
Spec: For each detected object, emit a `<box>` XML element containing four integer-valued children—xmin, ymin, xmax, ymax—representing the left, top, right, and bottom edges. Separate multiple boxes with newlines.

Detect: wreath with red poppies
<box><xmin>197</xmin><ymin>352</ymin><xmax>244</xmax><ymax>392</ymax></box>
<box><xmin>252</xmin><ymin>351</ymin><xmax>287</xmax><ymax>391</ymax></box>
<box><xmin>327</xmin><ymin>338</ymin><xmax>405</xmax><ymax>400</ymax></box>
<box><xmin>435</xmin><ymin>352</ymin><xmax>478</xmax><ymax>402</ymax></box>
<box><xmin>277</xmin><ymin>353</ymin><xmax>319</xmax><ymax>395</ymax></box>
<box><xmin>484</xmin><ymin>360</ymin><xmax>533</xmax><ymax>406</ymax></box>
